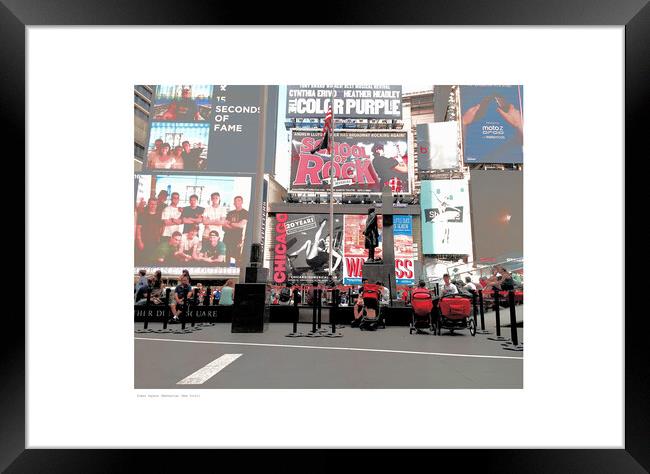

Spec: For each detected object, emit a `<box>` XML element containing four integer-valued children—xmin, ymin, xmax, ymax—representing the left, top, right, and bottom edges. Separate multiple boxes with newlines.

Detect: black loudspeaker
<box><xmin>245</xmin><ymin>267</ymin><xmax>269</xmax><ymax>283</ymax></box>
<box><xmin>231</xmin><ymin>283</ymin><xmax>270</xmax><ymax>333</ymax></box>
<box><xmin>250</xmin><ymin>243</ymin><xmax>261</xmax><ymax>267</ymax></box>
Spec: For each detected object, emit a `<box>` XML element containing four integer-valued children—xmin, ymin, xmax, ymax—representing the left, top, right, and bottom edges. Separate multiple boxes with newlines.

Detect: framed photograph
<box><xmin>11</xmin><ymin>0</ymin><xmax>644</xmax><ymax>470</ymax></box>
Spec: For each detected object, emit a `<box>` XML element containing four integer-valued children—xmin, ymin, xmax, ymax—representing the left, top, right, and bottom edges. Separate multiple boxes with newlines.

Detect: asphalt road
<box><xmin>135</xmin><ymin>306</ymin><xmax>523</xmax><ymax>389</ymax></box>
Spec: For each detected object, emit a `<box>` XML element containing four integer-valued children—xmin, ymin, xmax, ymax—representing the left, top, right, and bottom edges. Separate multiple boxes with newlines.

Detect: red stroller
<box><xmin>409</xmin><ymin>288</ymin><xmax>436</xmax><ymax>335</ymax></box>
<box><xmin>435</xmin><ymin>294</ymin><xmax>476</xmax><ymax>336</ymax></box>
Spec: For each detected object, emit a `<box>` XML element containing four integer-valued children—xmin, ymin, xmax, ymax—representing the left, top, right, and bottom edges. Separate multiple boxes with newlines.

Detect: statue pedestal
<box><xmin>362</xmin><ymin>262</ymin><xmax>395</xmax><ymax>298</ymax></box>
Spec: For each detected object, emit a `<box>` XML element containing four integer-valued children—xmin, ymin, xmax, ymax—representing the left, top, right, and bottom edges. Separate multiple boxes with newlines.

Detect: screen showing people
<box><xmin>134</xmin><ymin>175</ymin><xmax>251</xmax><ymax>269</ymax></box>
<box><xmin>146</xmin><ymin>123</ymin><xmax>210</xmax><ymax>171</ymax></box>
<box><xmin>152</xmin><ymin>85</ymin><xmax>213</xmax><ymax>122</ymax></box>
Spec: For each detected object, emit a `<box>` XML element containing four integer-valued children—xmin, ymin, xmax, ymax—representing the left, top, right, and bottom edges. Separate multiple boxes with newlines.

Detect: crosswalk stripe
<box><xmin>176</xmin><ymin>354</ymin><xmax>242</xmax><ymax>385</ymax></box>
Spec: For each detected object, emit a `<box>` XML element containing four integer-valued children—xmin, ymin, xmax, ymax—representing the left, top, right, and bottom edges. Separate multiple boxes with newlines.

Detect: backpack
<box><xmin>279</xmin><ymin>287</ymin><xmax>291</xmax><ymax>302</ymax></box>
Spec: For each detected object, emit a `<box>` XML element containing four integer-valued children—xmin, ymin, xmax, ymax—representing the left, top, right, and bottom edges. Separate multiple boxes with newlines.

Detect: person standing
<box><xmin>180</xmin><ymin>194</ymin><xmax>205</xmax><ymax>235</ymax></box>
<box><xmin>161</xmin><ymin>192</ymin><xmax>183</xmax><ymax>239</ymax></box>
<box><xmin>135</xmin><ymin>198</ymin><xmax>162</xmax><ymax>264</ymax></box>
<box><xmin>223</xmin><ymin>196</ymin><xmax>249</xmax><ymax>267</ymax></box>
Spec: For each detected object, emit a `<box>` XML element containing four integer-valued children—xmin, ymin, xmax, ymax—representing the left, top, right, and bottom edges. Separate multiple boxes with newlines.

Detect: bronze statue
<box><xmin>363</xmin><ymin>207</ymin><xmax>380</xmax><ymax>263</ymax></box>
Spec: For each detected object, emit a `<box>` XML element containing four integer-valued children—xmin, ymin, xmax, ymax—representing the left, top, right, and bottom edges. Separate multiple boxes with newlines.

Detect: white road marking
<box><xmin>176</xmin><ymin>354</ymin><xmax>242</xmax><ymax>385</ymax></box>
<box><xmin>135</xmin><ymin>338</ymin><xmax>522</xmax><ymax>361</ymax></box>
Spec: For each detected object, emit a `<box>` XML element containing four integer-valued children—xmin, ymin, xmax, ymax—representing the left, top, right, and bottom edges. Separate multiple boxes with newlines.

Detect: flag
<box><xmin>310</xmin><ymin>103</ymin><xmax>333</xmax><ymax>154</ymax></box>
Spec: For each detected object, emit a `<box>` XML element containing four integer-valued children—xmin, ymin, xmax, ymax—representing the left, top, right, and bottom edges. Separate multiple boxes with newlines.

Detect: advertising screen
<box><xmin>290</xmin><ymin>130</ymin><xmax>411</xmax><ymax>194</ymax></box>
<box><xmin>134</xmin><ymin>174</ymin><xmax>252</xmax><ymax>276</ymax></box>
<box><xmin>286</xmin><ymin>85</ymin><xmax>402</xmax><ymax>119</ymax></box>
<box><xmin>421</xmin><ymin>179</ymin><xmax>473</xmax><ymax>255</ymax></box>
<box><xmin>271</xmin><ymin>214</ymin><xmax>343</xmax><ymax>284</ymax></box>
<box><xmin>342</xmin><ymin>214</ymin><xmax>415</xmax><ymax>286</ymax></box>
<box><xmin>459</xmin><ymin>85</ymin><xmax>524</xmax><ymax>164</ymax></box>
<box><xmin>468</xmin><ymin>170</ymin><xmax>523</xmax><ymax>263</ymax></box>
<box><xmin>416</xmin><ymin>121</ymin><xmax>460</xmax><ymax>170</ymax></box>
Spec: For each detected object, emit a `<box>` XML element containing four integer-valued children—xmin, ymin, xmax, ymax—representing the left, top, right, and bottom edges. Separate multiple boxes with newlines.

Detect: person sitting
<box><xmin>351</xmin><ymin>294</ymin><xmax>365</xmax><ymax>327</ymax></box>
<box><xmin>464</xmin><ymin>276</ymin><xmax>477</xmax><ymax>295</ymax></box>
<box><xmin>278</xmin><ymin>282</ymin><xmax>293</xmax><ymax>305</ymax></box>
<box><xmin>219</xmin><ymin>279</ymin><xmax>235</xmax><ymax>306</ymax></box>
<box><xmin>441</xmin><ymin>273</ymin><xmax>459</xmax><ymax>296</ymax></box>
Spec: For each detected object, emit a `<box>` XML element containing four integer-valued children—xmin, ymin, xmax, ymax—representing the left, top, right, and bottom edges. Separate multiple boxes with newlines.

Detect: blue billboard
<box><xmin>459</xmin><ymin>85</ymin><xmax>523</xmax><ymax>164</ymax></box>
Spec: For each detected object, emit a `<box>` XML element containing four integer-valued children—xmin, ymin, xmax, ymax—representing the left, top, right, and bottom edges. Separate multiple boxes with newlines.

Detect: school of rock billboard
<box><xmin>420</xmin><ymin>179</ymin><xmax>473</xmax><ymax>255</ymax></box>
<box><xmin>289</xmin><ymin>130</ymin><xmax>411</xmax><ymax>194</ymax></box>
<box><xmin>342</xmin><ymin>214</ymin><xmax>416</xmax><ymax>286</ymax></box>
<box><xmin>286</xmin><ymin>85</ymin><xmax>402</xmax><ymax>119</ymax></box>
<box><xmin>459</xmin><ymin>85</ymin><xmax>524</xmax><ymax>164</ymax></box>
<box><xmin>271</xmin><ymin>213</ymin><xmax>343</xmax><ymax>284</ymax></box>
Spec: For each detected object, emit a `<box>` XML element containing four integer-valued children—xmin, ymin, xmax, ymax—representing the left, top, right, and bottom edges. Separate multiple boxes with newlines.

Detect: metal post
<box><xmin>503</xmin><ymin>290</ymin><xmax>523</xmax><ymax>351</ymax></box>
<box><xmin>388</xmin><ymin>273</ymin><xmax>393</xmax><ymax>307</ymax></box>
<box><xmin>477</xmin><ymin>289</ymin><xmax>490</xmax><ymax>334</ymax></box>
<box><xmin>162</xmin><ymin>288</ymin><xmax>170</xmax><ymax>330</ymax></box>
<box><xmin>488</xmin><ymin>290</ymin><xmax>508</xmax><ymax>341</ymax></box>
<box><xmin>328</xmin><ymin>87</ymin><xmax>335</xmax><ymax>278</ymax></box>
<box><xmin>435</xmin><ymin>283</ymin><xmax>440</xmax><ymax>298</ymax></box>
<box><xmin>311</xmin><ymin>288</ymin><xmax>317</xmax><ymax>334</ymax></box>
<box><xmin>317</xmin><ymin>288</ymin><xmax>322</xmax><ymax>329</ymax></box>
<box><xmin>143</xmin><ymin>289</ymin><xmax>151</xmax><ymax>330</ymax></box>
<box><xmin>191</xmin><ymin>291</ymin><xmax>198</xmax><ymax>327</ymax></box>
<box><xmin>181</xmin><ymin>295</ymin><xmax>187</xmax><ymax>331</ymax></box>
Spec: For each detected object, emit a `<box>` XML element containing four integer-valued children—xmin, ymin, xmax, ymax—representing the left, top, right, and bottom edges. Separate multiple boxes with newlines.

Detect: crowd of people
<box><xmin>134</xmin><ymin>269</ymin><xmax>238</xmax><ymax>323</ymax></box>
<box><xmin>135</xmin><ymin>190</ymin><xmax>248</xmax><ymax>267</ymax></box>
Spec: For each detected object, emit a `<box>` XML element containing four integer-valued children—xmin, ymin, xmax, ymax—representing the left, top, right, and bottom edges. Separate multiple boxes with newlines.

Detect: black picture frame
<box><xmin>6</xmin><ymin>0</ymin><xmax>646</xmax><ymax>471</ymax></box>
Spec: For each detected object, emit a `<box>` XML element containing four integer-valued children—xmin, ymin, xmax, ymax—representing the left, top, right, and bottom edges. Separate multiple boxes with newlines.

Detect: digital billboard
<box><xmin>421</xmin><ymin>179</ymin><xmax>473</xmax><ymax>255</ymax></box>
<box><xmin>416</xmin><ymin>121</ymin><xmax>460</xmax><ymax>170</ymax></box>
<box><xmin>286</xmin><ymin>85</ymin><xmax>402</xmax><ymax>119</ymax></box>
<box><xmin>342</xmin><ymin>214</ymin><xmax>415</xmax><ymax>286</ymax></box>
<box><xmin>289</xmin><ymin>130</ymin><xmax>411</xmax><ymax>194</ymax></box>
<box><xmin>468</xmin><ymin>170</ymin><xmax>523</xmax><ymax>263</ymax></box>
<box><xmin>459</xmin><ymin>85</ymin><xmax>524</xmax><ymax>164</ymax></box>
<box><xmin>271</xmin><ymin>214</ymin><xmax>343</xmax><ymax>284</ymax></box>
<box><xmin>134</xmin><ymin>174</ymin><xmax>252</xmax><ymax>275</ymax></box>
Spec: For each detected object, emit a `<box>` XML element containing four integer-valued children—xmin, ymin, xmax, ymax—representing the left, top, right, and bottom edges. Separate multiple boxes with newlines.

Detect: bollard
<box><xmin>317</xmin><ymin>289</ymin><xmax>322</xmax><ymax>330</ymax></box>
<box><xmin>476</xmin><ymin>289</ymin><xmax>490</xmax><ymax>334</ymax></box>
<box><xmin>503</xmin><ymin>290</ymin><xmax>524</xmax><ymax>351</ymax></box>
<box><xmin>143</xmin><ymin>289</ymin><xmax>151</xmax><ymax>330</ymax></box>
<box><xmin>162</xmin><ymin>288</ymin><xmax>171</xmax><ymax>331</ymax></box>
<box><xmin>190</xmin><ymin>291</ymin><xmax>198</xmax><ymax>327</ymax></box>
<box><xmin>325</xmin><ymin>288</ymin><xmax>342</xmax><ymax>337</ymax></box>
<box><xmin>435</xmin><ymin>283</ymin><xmax>440</xmax><ymax>298</ymax></box>
<box><xmin>286</xmin><ymin>288</ymin><xmax>302</xmax><ymax>337</ymax></box>
<box><xmin>308</xmin><ymin>287</ymin><xmax>318</xmax><ymax>336</ymax></box>
<box><xmin>488</xmin><ymin>289</ymin><xmax>508</xmax><ymax>341</ymax></box>
<box><xmin>181</xmin><ymin>295</ymin><xmax>187</xmax><ymax>331</ymax></box>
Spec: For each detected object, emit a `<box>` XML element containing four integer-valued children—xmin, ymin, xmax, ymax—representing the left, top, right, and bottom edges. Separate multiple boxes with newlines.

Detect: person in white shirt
<box><xmin>179</xmin><ymin>224</ymin><xmax>201</xmax><ymax>262</ymax></box>
<box><xmin>201</xmin><ymin>192</ymin><xmax>228</xmax><ymax>249</ymax></box>
<box><xmin>441</xmin><ymin>273</ymin><xmax>459</xmax><ymax>296</ymax></box>
<box><xmin>161</xmin><ymin>192</ymin><xmax>183</xmax><ymax>237</ymax></box>
<box><xmin>464</xmin><ymin>276</ymin><xmax>477</xmax><ymax>293</ymax></box>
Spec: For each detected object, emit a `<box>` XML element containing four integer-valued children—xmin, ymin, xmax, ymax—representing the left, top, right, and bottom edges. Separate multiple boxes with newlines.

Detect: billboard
<box><xmin>271</xmin><ymin>214</ymin><xmax>343</xmax><ymax>284</ymax></box>
<box><xmin>459</xmin><ymin>85</ymin><xmax>524</xmax><ymax>164</ymax></box>
<box><xmin>145</xmin><ymin>85</ymin><xmax>275</xmax><ymax>174</ymax></box>
<box><xmin>421</xmin><ymin>179</ymin><xmax>473</xmax><ymax>255</ymax></box>
<box><xmin>468</xmin><ymin>170</ymin><xmax>523</xmax><ymax>263</ymax></box>
<box><xmin>289</xmin><ymin>130</ymin><xmax>411</xmax><ymax>194</ymax></box>
<box><xmin>286</xmin><ymin>85</ymin><xmax>402</xmax><ymax>119</ymax></box>
<box><xmin>416</xmin><ymin>121</ymin><xmax>460</xmax><ymax>170</ymax></box>
<box><xmin>134</xmin><ymin>174</ymin><xmax>253</xmax><ymax>275</ymax></box>
<box><xmin>342</xmin><ymin>215</ymin><xmax>415</xmax><ymax>286</ymax></box>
